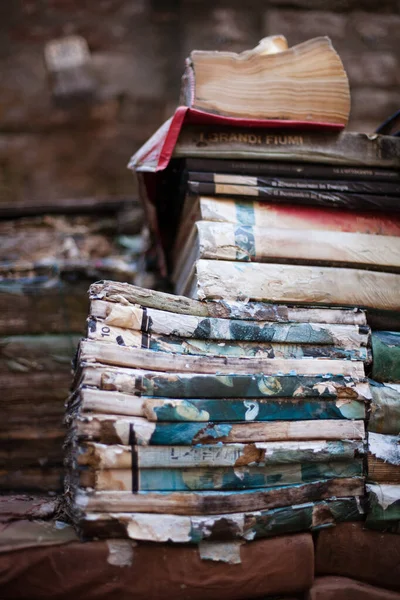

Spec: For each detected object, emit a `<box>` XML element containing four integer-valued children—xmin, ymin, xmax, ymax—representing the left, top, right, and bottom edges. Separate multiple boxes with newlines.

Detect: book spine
<box><xmin>76</xmin><ymin>440</ymin><xmax>364</xmax><ymax>469</ymax></box>
<box><xmin>184</xmin><ymin>158</ymin><xmax>400</xmax><ymax>181</ymax></box>
<box><xmin>189</xmin><ymin>171</ymin><xmax>400</xmax><ymax>195</ymax></box>
<box><xmin>369</xmin><ymin>382</ymin><xmax>400</xmax><ymax>435</ymax></box>
<box><xmin>77</xmin><ymin>388</ymin><xmax>145</xmax><ymax>417</ymax></box>
<box><xmin>78</xmin><ymin>461</ymin><xmax>363</xmax><ymax>492</ymax></box>
<box><xmin>193</xmin><ymin>221</ymin><xmax>400</xmax><ymax>271</ymax></box>
<box><xmin>75</xmin><ymin>477</ymin><xmax>365</xmax><ymax>515</ymax></box>
<box><xmin>371</xmin><ymin>331</ymin><xmax>400</xmax><ymax>383</ymax></box>
<box><xmin>79</xmin><ymin>340</ymin><xmax>366</xmax><ymax>378</ymax></box>
<box><xmin>197</xmin><ymin>197</ymin><xmax>400</xmax><ymax>236</ymax></box>
<box><xmin>188</xmin><ymin>181</ymin><xmax>400</xmax><ymax>212</ymax></box>
<box><xmin>75</xmin><ymin>415</ymin><xmax>365</xmax><ymax>445</ymax></box>
<box><xmin>84</xmin><ymin>366</ymin><xmax>371</xmax><ymax>400</ymax></box>
<box><xmin>89</xmin><ymin>280</ymin><xmax>367</xmax><ymax>324</ymax></box>
<box><xmin>77</xmin><ymin>497</ymin><xmax>364</xmax><ymax>542</ymax></box>
<box><xmin>143</xmin><ymin>397</ymin><xmax>366</xmax><ymax>422</ymax></box>
<box><xmin>176</xmin><ymin>126</ymin><xmax>400</xmax><ymax>168</ymax></box>
<box><xmin>86</xmin><ymin>319</ymin><xmax>369</xmax><ymax>362</ymax></box>
<box><xmin>90</xmin><ymin>299</ymin><xmax>370</xmax><ymax>347</ymax></box>
<box><xmin>194</xmin><ymin>259</ymin><xmax>400</xmax><ymax>312</ymax></box>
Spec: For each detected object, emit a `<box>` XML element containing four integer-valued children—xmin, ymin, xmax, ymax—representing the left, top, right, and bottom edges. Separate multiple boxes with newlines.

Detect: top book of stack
<box><xmin>179</xmin><ymin>35</ymin><xmax>350</xmax><ymax>126</ymax></box>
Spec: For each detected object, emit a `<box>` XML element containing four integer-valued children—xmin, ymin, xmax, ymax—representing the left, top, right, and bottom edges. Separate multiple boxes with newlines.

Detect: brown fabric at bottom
<box><xmin>0</xmin><ymin>533</ymin><xmax>314</xmax><ymax>600</ymax></box>
<box><xmin>315</xmin><ymin>522</ymin><xmax>400</xmax><ymax>592</ymax></box>
<box><xmin>308</xmin><ymin>577</ymin><xmax>400</xmax><ymax>600</ymax></box>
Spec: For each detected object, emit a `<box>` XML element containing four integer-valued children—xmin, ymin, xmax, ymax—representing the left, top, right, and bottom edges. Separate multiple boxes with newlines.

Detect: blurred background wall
<box><xmin>1</xmin><ymin>0</ymin><xmax>399</xmax><ymax>203</ymax></box>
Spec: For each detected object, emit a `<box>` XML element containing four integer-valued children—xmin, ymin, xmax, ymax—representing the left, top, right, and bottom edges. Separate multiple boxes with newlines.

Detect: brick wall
<box><xmin>1</xmin><ymin>0</ymin><xmax>399</xmax><ymax>202</ymax></box>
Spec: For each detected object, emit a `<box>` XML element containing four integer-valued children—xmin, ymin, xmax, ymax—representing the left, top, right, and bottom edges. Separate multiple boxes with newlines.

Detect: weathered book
<box><xmin>369</xmin><ymin>381</ymin><xmax>400</xmax><ymax>435</ymax></box>
<box><xmin>90</xmin><ymin>299</ymin><xmax>370</xmax><ymax>347</ymax></box>
<box><xmin>366</xmin><ymin>483</ymin><xmax>400</xmax><ymax>533</ymax></box>
<box><xmin>183</xmin><ymin>157</ymin><xmax>400</xmax><ymax>182</ymax></box>
<box><xmin>371</xmin><ymin>331</ymin><xmax>400</xmax><ymax>383</ymax></box>
<box><xmin>0</xmin><ymin>439</ymin><xmax>64</xmax><ymax>470</ymax></box>
<box><xmin>78</xmin><ymin>339</ymin><xmax>366</xmax><ymax>378</ymax></box>
<box><xmin>0</xmin><ymin>213</ymin><xmax>142</xmax><ymax>264</ymax></box>
<box><xmin>185</xmin><ymin>260</ymin><xmax>400</xmax><ymax>313</ymax></box>
<box><xmin>89</xmin><ymin>280</ymin><xmax>367</xmax><ymax>325</ymax></box>
<box><xmin>75</xmin><ymin>497</ymin><xmax>363</xmax><ymax>542</ymax></box>
<box><xmin>79</xmin><ymin>365</ymin><xmax>371</xmax><ymax>400</ymax></box>
<box><xmin>0</xmin><ymin>280</ymin><xmax>89</xmax><ymax>335</ymax></box>
<box><xmin>73</xmin><ymin>414</ymin><xmax>365</xmax><ymax>445</ymax></box>
<box><xmin>180</xmin><ymin>36</ymin><xmax>350</xmax><ymax>125</ymax></box>
<box><xmin>141</xmin><ymin>397</ymin><xmax>366</xmax><ymax>422</ymax></box>
<box><xmin>172</xmin><ymin>223</ymin><xmax>400</xmax><ymax>283</ymax></box>
<box><xmin>76</xmin><ymin>460</ymin><xmax>363</xmax><ymax>492</ymax></box>
<box><xmin>86</xmin><ymin>319</ymin><xmax>369</xmax><ymax>362</ymax></box>
<box><xmin>76</xmin><ymin>440</ymin><xmax>364</xmax><ymax>470</ymax></box>
<box><xmin>173</xmin><ymin>197</ymin><xmax>400</xmax><ymax>265</ymax></box>
<box><xmin>71</xmin><ymin>388</ymin><xmax>366</xmax><ymax>421</ymax></box>
<box><xmin>73</xmin><ymin>478</ymin><xmax>364</xmax><ymax>516</ymax></box>
<box><xmin>187</xmin><ymin>180</ymin><xmax>400</xmax><ymax>212</ymax></box>
<box><xmin>0</xmin><ymin>467</ymin><xmax>63</xmax><ymax>492</ymax></box>
<box><xmin>174</xmin><ymin>126</ymin><xmax>400</xmax><ymax>168</ymax></box>
<box><xmin>367</xmin><ymin>432</ymin><xmax>400</xmax><ymax>484</ymax></box>
<box><xmin>188</xmin><ymin>171</ymin><xmax>400</xmax><ymax>195</ymax></box>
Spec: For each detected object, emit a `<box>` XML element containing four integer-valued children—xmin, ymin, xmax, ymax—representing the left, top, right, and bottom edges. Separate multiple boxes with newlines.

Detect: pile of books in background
<box><xmin>0</xmin><ymin>204</ymin><xmax>146</xmax><ymax>494</ymax></box>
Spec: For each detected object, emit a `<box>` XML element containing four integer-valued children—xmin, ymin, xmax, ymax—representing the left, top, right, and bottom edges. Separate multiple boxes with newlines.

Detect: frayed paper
<box><xmin>106</xmin><ymin>540</ymin><xmax>135</xmax><ymax>567</ymax></box>
<box><xmin>198</xmin><ymin>541</ymin><xmax>244</xmax><ymax>564</ymax></box>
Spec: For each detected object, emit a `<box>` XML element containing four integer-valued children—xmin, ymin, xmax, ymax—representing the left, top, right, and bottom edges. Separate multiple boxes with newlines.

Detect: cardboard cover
<box><xmin>128</xmin><ymin>107</ymin><xmax>343</xmax><ymax>173</ymax></box>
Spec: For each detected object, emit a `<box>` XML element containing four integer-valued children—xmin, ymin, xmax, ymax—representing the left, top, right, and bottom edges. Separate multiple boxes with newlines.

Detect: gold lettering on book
<box><xmin>197</xmin><ymin>132</ymin><xmax>303</xmax><ymax>145</ymax></box>
<box><xmin>265</xmin><ymin>135</ymin><xmax>303</xmax><ymax>145</ymax></box>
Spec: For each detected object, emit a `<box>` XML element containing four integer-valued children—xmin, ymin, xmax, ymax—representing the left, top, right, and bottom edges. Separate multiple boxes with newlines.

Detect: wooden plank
<box><xmin>90</xmin><ymin>299</ymin><xmax>370</xmax><ymax>346</ymax></box>
<box><xmin>89</xmin><ymin>280</ymin><xmax>367</xmax><ymax>324</ymax></box>
<box><xmin>76</xmin><ymin>497</ymin><xmax>364</xmax><ymax>542</ymax></box>
<box><xmin>86</xmin><ymin>319</ymin><xmax>369</xmax><ymax>362</ymax></box>
<box><xmin>371</xmin><ymin>331</ymin><xmax>400</xmax><ymax>383</ymax></box>
<box><xmin>192</xmin><ymin>260</ymin><xmax>400</xmax><ymax>312</ymax></box>
<box><xmin>74</xmin><ymin>414</ymin><xmax>365</xmax><ymax>445</ymax></box>
<box><xmin>369</xmin><ymin>382</ymin><xmax>400</xmax><ymax>435</ymax></box>
<box><xmin>78</xmin><ymin>340</ymin><xmax>366</xmax><ymax>377</ymax></box>
<box><xmin>76</xmin><ymin>440</ymin><xmax>365</xmax><ymax>469</ymax></box>
<box><xmin>74</xmin><ymin>477</ymin><xmax>365</xmax><ymax>515</ymax></box>
<box><xmin>77</xmin><ymin>461</ymin><xmax>363</xmax><ymax>492</ymax></box>
<box><xmin>80</xmin><ymin>364</ymin><xmax>372</xmax><ymax>400</ymax></box>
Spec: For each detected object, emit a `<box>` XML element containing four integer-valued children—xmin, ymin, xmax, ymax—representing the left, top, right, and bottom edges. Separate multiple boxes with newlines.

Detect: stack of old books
<box><xmin>0</xmin><ymin>209</ymin><xmax>145</xmax><ymax>494</ymax></box>
<box><xmin>366</xmin><ymin>331</ymin><xmax>400</xmax><ymax>533</ymax></box>
<box><xmin>65</xmin><ymin>280</ymin><xmax>368</xmax><ymax>542</ymax></box>
<box><xmin>66</xmin><ymin>34</ymin><xmax>400</xmax><ymax>546</ymax></box>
